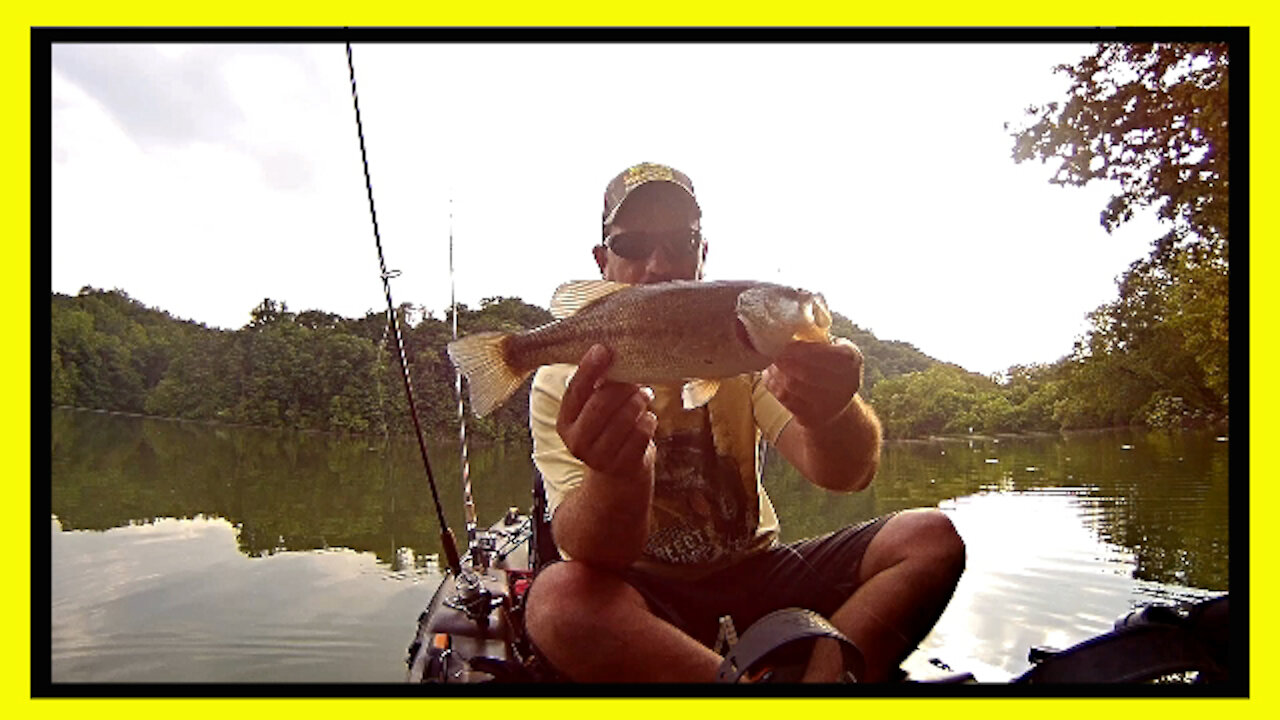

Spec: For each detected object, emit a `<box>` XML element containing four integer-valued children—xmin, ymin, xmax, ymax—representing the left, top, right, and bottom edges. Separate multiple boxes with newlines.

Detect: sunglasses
<box><xmin>603</xmin><ymin>230</ymin><xmax>703</xmax><ymax>261</ymax></box>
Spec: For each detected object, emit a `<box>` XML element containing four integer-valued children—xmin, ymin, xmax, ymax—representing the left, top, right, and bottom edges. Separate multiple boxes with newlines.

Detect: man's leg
<box><xmin>803</xmin><ymin>508</ymin><xmax>966</xmax><ymax>682</ymax></box>
<box><xmin>524</xmin><ymin>560</ymin><xmax>723</xmax><ymax>682</ymax></box>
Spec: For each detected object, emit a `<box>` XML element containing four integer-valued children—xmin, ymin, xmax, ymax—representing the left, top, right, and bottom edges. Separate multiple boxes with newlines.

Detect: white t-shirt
<box><xmin>529</xmin><ymin>364</ymin><xmax>793</xmax><ymax>580</ymax></box>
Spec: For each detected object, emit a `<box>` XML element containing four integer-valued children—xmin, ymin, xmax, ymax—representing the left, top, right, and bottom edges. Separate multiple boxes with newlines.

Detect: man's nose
<box><xmin>645</xmin><ymin>241</ymin><xmax>679</xmax><ymax>276</ymax></box>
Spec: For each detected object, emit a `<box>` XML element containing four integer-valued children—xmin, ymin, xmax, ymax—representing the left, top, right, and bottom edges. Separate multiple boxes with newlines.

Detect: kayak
<box><xmin>406</xmin><ymin>507</ymin><xmax>541</xmax><ymax>683</ymax></box>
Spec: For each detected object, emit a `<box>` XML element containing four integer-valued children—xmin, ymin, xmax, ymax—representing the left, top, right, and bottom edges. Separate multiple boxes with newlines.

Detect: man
<box><xmin>524</xmin><ymin>162</ymin><xmax>965</xmax><ymax>682</ymax></box>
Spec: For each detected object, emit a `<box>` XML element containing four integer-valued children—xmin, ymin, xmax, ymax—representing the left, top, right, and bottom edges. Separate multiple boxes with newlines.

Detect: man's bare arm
<box><xmin>765</xmin><ymin>339</ymin><xmax>882</xmax><ymax>492</ymax></box>
<box><xmin>774</xmin><ymin>394</ymin><xmax>881</xmax><ymax>492</ymax></box>
<box><xmin>550</xmin><ymin>344</ymin><xmax>658</xmax><ymax>569</ymax></box>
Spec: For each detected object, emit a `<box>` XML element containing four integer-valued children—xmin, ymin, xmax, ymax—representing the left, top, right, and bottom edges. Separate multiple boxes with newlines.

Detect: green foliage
<box><xmin>51</xmin><ymin>346</ymin><xmax>77</xmax><ymax>405</ymax></box>
<box><xmin>1164</xmin><ymin>244</ymin><xmax>1230</xmax><ymax>403</ymax></box>
<box><xmin>1052</xmin><ymin>247</ymin><xmax>1227</xmax><ymax>430</ymax></box>
<box><xmin>247</xmin><ymin>298</ymin><xmax>294</xmax><ymax>329</ymax></box>
<box><xmin>830</xmin><ymin>312</ymin><xmax>938</xmax><ymax>397</ymax></box>
<box><xmin>49</xmin><ymin>289</ymin><xmax>560</xmax><ymax>440</ymax></box>
<box><xmin>869</xmin><ymin>361</ymin><xmax>1074</xmax><ymax>439</ymax></box>
<box><xmin>873</xmin><ymin>365</ymin><xmax>989</xmax><ymax>438</ymax></box>
<box><xmin>41</xmin><ymin>285</ymin><xmax>1137</xmax><ymax>440</ymax></box>
<box><xmin>1010</xmin><ymin>42</ymin><xmax>1229</xmax><ymax>258</ymax></box>
<box><xmin>1008</xmin><ymin>42</ymin><xmax>1230</xmax><ymax>434</ymax></box>
<box><xmin>49</xmin><ymin>262</ymin><xmax>1222</xmax><ymax>440</ymax></box>
<box><xmin>50</xmin><ymin>288</ymin><xmax>202</xmax><ymax>413</ymax></box>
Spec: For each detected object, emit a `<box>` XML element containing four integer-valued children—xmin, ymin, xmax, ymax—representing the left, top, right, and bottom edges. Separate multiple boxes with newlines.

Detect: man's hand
<box><xmin>556</xmin><ymin>344</ymin><xmax>658</xmax><ymax>479</ymax></box>
<box><xmin>762</xmin><ymin>337</ymin><xmax>864</xmax><ymax>428</ymax></box>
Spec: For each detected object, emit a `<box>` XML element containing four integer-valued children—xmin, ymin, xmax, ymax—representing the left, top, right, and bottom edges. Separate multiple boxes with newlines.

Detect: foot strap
<box><xmin>715</xmin><ymin>607</ymin><xmax>864</xmax><ymax>683</ymax></box>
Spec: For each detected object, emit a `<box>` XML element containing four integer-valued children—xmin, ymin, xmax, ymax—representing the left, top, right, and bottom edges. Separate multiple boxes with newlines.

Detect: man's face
<box><xmin>595</xmin><ymin>183</ymin><xmax>705</xmax><ymax>284</ymax></box>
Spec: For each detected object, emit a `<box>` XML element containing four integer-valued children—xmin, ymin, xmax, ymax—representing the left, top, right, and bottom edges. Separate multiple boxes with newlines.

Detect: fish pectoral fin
<box><xmin>681</xmin><ymin>378</ymin><xmax>721</xmax><ymax>409</ymax></box>
<box><xmin>549</xmin><ymin>280</ymin><xmax>631</xmax><ymax>319</ymax></box>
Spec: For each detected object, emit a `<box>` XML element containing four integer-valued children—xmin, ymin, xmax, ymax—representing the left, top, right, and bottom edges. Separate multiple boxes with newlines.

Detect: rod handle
<box><xmin>440</xmin><ymin>528</ymin><xmax>462</xmax><ymax>575</ymax></box>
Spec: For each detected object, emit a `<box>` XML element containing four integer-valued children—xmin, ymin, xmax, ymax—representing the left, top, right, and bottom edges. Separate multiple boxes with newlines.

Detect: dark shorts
<box><xmin>617</xmin><ymin>514</ymin><xmax>892</xmax><ymax>648</ymax></box>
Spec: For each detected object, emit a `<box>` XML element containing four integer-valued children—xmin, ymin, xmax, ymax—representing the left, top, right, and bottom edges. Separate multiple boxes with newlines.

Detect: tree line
<box><xmin>48</xmin><ymin>286</ymin><xmax>945</xmax><ymax>439</ymax></box>
<box><xmin>47</xmin><ymin>269</ymin><xmax>1225</xmax><ymax>442</ymax></box>
<box><xmin>50</xmin><ymin>289</ymin><xmax>555</xmax><ymax>442</ymax></box>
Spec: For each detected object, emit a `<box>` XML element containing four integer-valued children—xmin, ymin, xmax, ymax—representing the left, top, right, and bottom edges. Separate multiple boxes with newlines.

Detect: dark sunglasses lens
<box><xmin>608</xmin><ymin>234</ymin><xmax>653</xmax><ymax>259</ymax></box>
<box><xmin>608</xmin><ymin>232</ymin><xmax>700</xmax><ymax>260</ymax></box>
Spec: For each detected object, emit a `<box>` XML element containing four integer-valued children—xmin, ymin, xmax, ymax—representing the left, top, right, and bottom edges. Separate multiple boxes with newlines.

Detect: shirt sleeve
<box><xmin>528</xmin><ymin>364</ymin><xmax>584</xmax><ymax>517</ymax></box>
<box><xmin>751</xmin><ymin>372</ymin><xmax>793</xmax><ymax>444</ymax></box>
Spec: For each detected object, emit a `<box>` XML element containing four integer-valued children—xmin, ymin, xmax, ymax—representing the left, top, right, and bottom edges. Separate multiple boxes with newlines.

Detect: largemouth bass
<box><xmin>446</xmin><ymin>279</ymin><xmax>833</xmax><ymax>417</ymax></box>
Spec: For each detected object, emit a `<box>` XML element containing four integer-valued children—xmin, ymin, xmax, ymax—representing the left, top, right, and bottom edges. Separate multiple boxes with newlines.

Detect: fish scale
<box><xmin>447</xmin><ymin>279</ymin><xmax>833</xmax><ymax>417</ymax></box>
<box><xmin>510</xmin><ymin>282</ymin><xmax>758</xmax><ymax>383</ymax></box>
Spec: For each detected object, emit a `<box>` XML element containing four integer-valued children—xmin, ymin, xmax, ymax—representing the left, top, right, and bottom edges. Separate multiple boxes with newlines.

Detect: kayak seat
<box><xmin>715</xmin><ymin>607</ymin><xmax>865</xmax><ymax>683</ymax></box>
<box><xmin>531</xmin><ymin>470</ymin><xmax>560</xmax><ymax>572</ymax></box>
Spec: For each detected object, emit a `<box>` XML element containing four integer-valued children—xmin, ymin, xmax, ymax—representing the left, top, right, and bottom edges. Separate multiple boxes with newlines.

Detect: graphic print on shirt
<box><xmin>642</xmin><ymin>381</ymin><xmax>760</xmax><ymax>566</ymax></box>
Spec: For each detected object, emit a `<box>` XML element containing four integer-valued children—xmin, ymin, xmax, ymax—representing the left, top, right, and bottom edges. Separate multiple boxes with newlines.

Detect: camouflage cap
<box><xmin>602</xmin><ymin>162</ymin><xmax>699</xmax><ymax>227</ymax></box>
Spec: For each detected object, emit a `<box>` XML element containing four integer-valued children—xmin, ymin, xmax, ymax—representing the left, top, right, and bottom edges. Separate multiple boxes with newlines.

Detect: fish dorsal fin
<box><xmin>550</xmin><ymin>280</ymin><xmax>632</xmax><ymax>319</ymax></box>
<box><xmin>681</xmin><ymin>378</ymin><xmax>721</xmax><ymax>409</ymax></box>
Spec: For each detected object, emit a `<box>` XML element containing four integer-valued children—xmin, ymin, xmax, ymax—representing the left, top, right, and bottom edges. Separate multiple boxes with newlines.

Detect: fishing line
<box><xmin>345</xmin><ymin>41</ymin><xmax>461</xmax><ymax>576</ymax></box>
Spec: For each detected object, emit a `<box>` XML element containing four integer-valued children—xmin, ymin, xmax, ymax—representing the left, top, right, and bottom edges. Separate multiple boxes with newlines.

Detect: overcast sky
<box><xmin>50</xmin><ymin>41</ymin><xmax>1164</xmax><ymax>376</ymax></box>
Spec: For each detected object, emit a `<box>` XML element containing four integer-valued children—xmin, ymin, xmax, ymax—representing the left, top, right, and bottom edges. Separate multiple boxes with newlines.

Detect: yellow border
<box><xmin>14</xmin><ymin>5</ymin><xmax>1269</xmax><ymax>719</ymax></box>
<box><xmin>5</xmin><ymin>8</ymin><xmax>31</xmax><ymax>715</ymax></box>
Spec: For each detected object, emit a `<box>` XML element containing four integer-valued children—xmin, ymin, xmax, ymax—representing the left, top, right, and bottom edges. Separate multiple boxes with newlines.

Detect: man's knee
<box><xmin>905</xmin><ymin>508</ymin><xmax>965</xmax><ymax>575</ymax></box>
<box><xmin>526</xmin><ymin>562</ymin><xmax>587</xmax><ymax>655</ymax></box>
<box><xmin>524</xmin><ymin>561</ymin><xmax>644</xmax><ymax>644</ymax></box>
<box><xmin>906</xmin><ymin>507</ymin><xmax>962</xmax><ymax>579</ymax></box>
<box><xmin>877</xmin><ymin>508</ymin><xmax>966</xmax><ymax>576</ymax></box>
<box><xmin>525</xmin><ymin>562</ymin><xmax>583</xmax><ymax>636</ymax></box>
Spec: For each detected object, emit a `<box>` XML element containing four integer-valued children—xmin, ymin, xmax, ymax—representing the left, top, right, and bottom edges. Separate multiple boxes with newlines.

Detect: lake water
<box><xmin>46</xmin><ymin>407</ymin><xmax>1231</xmax><ymax>683</ymax></box>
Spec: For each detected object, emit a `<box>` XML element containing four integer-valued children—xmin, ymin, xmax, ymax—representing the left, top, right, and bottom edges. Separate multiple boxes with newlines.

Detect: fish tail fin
<box><xmin>446</xmin><ymin>332</ymin><xmax>532</xmax><ymax>418</ymax></box>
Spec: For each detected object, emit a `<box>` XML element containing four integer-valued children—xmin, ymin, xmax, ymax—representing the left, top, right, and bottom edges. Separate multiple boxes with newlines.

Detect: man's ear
<box><xmin>593</xmin><ymin>244</ymin><xmax>609</xmax><ymax>278</ymax></box>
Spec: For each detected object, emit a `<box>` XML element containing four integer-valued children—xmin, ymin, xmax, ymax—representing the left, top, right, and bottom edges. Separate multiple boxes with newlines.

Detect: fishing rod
<box><xmin>345</xmin><ymin>41</ymin><xmax>461</xmax><ymax>577</ymax></box>
<box><xmin>446</xmin><ymin>198</ymin><xmax>507</xmax><ymax>627</ymax></box>
<box><xmin>449</xmin><ymin>197</ymin><xmax>486</xmax><ymax>569</ymax></box>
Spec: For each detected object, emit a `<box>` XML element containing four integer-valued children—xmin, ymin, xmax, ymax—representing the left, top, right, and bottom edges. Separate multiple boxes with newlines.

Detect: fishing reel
<box><xmin>445</xmin><ymin>569</ymin><xmax>503</xmax><ymax>627</ymax></box>
<box><xmin>444</xmin><ymin>530</ymin><xmax>507</xmax><ymax>629</ymax></box>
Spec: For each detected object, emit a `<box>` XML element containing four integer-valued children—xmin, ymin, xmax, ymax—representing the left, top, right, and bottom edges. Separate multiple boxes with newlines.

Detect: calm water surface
<box><xmin>48</xmin><ymin>408</ymin><xmax>1230</xmax><ymax>683</ymax></box>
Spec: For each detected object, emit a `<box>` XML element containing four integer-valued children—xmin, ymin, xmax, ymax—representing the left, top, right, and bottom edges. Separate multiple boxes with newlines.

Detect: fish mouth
<box><xmin>734</xmin><ymin>317</ymin><xmax>759</xmax><ymax>353</ymax></box>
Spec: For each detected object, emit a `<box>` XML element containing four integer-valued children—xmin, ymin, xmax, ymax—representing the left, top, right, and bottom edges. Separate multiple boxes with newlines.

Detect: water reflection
<box><xmin>50</xmin><ymin>408</ymin><xmax>534</xmax><ymax>568</ymax></box>
<box><xmin>51</xmin><ymin>410</ymin><xmax>1229</xmax><ymax>588</ymax></box>
<box><xmin>764</xmin><ymin>431</ymin><xmax>1229</xmax><ymax>591</ymax></box>
<box><xmin>50</xmin><ymin>514</ymin><xmax>436</xmax><ymax>682</ymax></box>
<box><xmin>48</xmin><ymin>409</ymin><xmax>1231</xmax><ymax>682</ymax></box>
<box><xmin>907</xmin><ymin>491</ymin><xmax>1145</xmax><ymax>679</ymax></box>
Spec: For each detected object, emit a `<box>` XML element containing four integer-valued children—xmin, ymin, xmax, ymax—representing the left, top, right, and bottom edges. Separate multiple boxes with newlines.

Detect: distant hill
<box><xmin>828</xmin><ymin>312</ymin><xmax>941</xmax><ymax>395</ymax></box>
<box><xmin>51</xmin><ymin>287</ymin><xmax>1083</xmax><ymax>440</ymax></box>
